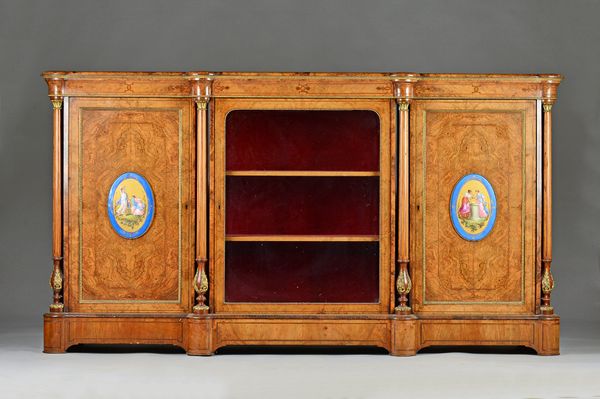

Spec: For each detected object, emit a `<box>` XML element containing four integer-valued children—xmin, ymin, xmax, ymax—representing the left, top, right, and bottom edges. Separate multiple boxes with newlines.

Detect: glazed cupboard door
<box><xmin>65</xmin><ymin>98</ymin><xmax>195</xmax><ymax>312</ymax></box>
<box><xmin>212</xmin><ymin>99</ymin><xmax>395</xmax><ymax>314</ymax></box>
<box><xmin>410</xmin><ymin>100</ymin><xmax>538</xmax><ymax>314</ymax></box>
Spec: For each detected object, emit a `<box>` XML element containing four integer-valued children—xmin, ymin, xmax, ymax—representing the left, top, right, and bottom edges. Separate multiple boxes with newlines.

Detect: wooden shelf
<box><xmin>225</xmin><ymin>235</ymin><xmax>379</xmax><ymax>242</ymax></box>
<box><xmin>226</xmin><ymin>170</ymin><xmax>379</xmax><ymax>177</ymax></box>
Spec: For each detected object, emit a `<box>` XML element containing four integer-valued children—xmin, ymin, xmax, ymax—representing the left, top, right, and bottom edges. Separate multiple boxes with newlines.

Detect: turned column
<box><xmin>393</xmin><ymin>75</ymin><xmax>418</xmax><ymax>314</ymax></box>
<box><xmin>190</xmin><ymin>74</ymin><xmax>213</xmax><ymax>314</ymax></box>
<box><xmin>540</xmin><ymin>76</ymin><xmax>560</xmax><ymax>315</ymax></box>
<box><xmin>47</xmin><ymin>77</ymin><xmax>65</xmax><ymax>312</ymax></box>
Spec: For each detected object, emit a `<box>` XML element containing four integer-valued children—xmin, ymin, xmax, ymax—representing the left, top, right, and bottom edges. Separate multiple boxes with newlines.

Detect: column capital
<box><xmin>541</xmin><ymin>74</ymin><xmax>561</xmax><ymax>106</ymax></box>
<box><xmin>189</xmin><ymin>73</ymin><xmax>214</xmax><ymax>104</ymax></box>
<box><xmin>46</xmin><ymin>77</ymin><xmax>64</xmax><ymax>103</ymax></box>
<box><xmin>51</xmin><ymin>99</ymin><xmax>62</xmax><ymax>110</ymax></box>
<box><xmin>196</xmin><ymin>100</ymin><xmax>208</xmax><ymax>111</ymax></box>
<box><xmin>392</xmin><ymin>73</ymin><xmax>420</xmax><ymax>104</ymax></box>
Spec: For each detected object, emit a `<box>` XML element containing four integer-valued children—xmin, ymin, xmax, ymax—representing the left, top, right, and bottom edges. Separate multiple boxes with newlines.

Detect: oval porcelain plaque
<box><xmin>107</xmin><ymin>172</ymin><xmax>155</xmax><ymax>239</ymax></box>
<box><xmin>450</xmin><ymin>174</ymin><xmax>497</xmax><ymax>241</ymax></box>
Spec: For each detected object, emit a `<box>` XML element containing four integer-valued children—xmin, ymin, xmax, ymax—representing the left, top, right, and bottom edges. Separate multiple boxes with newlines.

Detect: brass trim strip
<box><xmin>62</xmin><ymin>97</ymin><xmax>69</xmax><ymax>306</ymax></box>
<box><xmin>49</xmin><ymin>94</ymin><xmax>551</xmax><ymax>101</ymax></box>
<box><xmin>214</xmin><ymin>96</ymin><xmax>547</xmax><ymax>100</ymax></box>
<box><xmin>226</xmin><ymin>170</ymin><xmax>380</xmax><ymax>177</ymax></box>
<box><xmin>225</xmin><ymin>235</ymin><xmax>380</xmax><ymax>242</ymax></box>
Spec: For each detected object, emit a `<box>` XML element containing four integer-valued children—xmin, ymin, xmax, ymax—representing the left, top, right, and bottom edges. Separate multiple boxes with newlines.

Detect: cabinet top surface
<box><xmin>42</xmin><ymin>71</ymin><xmax>562</xmax><ymax>81</ymax></box>
<box><xmin>42</xmin><ymin>71</ymin><xmax>562</xmax><ymax>100</ymax></box>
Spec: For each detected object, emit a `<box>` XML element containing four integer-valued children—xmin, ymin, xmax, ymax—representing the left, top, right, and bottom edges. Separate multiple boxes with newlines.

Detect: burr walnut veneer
<box><xmin>43</xmin><ymin>71</ymin><xmax>561</xmax><ymax>355</ymax></box>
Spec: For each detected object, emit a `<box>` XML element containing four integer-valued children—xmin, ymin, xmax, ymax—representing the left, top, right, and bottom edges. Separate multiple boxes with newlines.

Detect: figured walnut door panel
<box><xmin>410</xmin><ymin>101</ymin><xmax>537</xmax><ymax>314</ymax></box>
<box><xmin>66</xmin><ymin>98</ymin><xmax>195</xmax><ymax>312</ymax></box>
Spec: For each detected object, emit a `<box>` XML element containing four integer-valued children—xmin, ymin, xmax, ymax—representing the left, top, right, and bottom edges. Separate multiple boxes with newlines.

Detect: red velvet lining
<box><xmin>225</xmin><ymin>242</ymin><xmax>380</xmax><ymax>303</ymax></box>
<box><xmin>226</xmin><ymin>110</ymin><xmax>380</xmax><ymax>171</ymax></box>
<box><xmin>226</xmin><ymin>176</ymin><xmax>379</xmax><ymax>235</ymax></box>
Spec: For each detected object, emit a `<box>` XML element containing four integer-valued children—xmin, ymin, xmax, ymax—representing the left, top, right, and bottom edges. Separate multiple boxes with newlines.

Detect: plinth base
<box><xmin>44</xmin><ymin>313</ymin><xmax>559</xmax><ymax>356</ymax></box>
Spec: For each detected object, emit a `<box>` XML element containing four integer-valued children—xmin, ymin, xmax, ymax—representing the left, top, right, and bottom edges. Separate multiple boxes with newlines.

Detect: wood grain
<box><xmin>192</xmin><ymin>77</ymin><xmax>211</xmax><ymax>313</ymax></box>
<box><xmin>410</xmin><ymin>101</ymin><xmax>537</xmax><ymax>314</ymax></box>
<box><xmin>66</xmin><ymin>98</ymin><xmax>195</xmax><ymax>312</ymax></box>
<box><xmin>42</xmin><ymin>72</ymin><xmax>562</xmax><ymax>100</ymax></box>
<box><xmin>540</xmin><ymin>77</ymin><xmax>560</xmax><ymax>314</ymax></box>
<box><xmin>43</xmin><ymin>313</ymin><xmax>558</xmax><ymax>355</ymax></box>
<box><xmin>393</xmin><ymin>77</ymin><xmax>416</xmax><ymax>314</ymax></box>
<box><xmin>47</xmin><ymin>77</ymin><xmax>65</xmax><ymax>312</ymax></box>
<box><xmin>43</xmin><ymin>71</ymin><xmax>561</xmax><ymax>356</ymax></box>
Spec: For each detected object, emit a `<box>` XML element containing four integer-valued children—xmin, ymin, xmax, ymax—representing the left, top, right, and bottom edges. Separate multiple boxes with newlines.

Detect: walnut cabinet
<box><xmin>43</xmin><ymin>72</ymin><xmax>561</xmax><ymax>355</ymax></box>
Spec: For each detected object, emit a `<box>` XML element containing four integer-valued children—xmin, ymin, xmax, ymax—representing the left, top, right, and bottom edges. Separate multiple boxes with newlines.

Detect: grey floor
<box><xmin>1</xmin><ymin>321</ymin><xmax>599</xmax><ymax>399</ymax></box>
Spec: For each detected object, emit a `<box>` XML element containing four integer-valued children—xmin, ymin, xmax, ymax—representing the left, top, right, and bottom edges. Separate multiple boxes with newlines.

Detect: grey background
<box><xmin>0</xmin><ymin>0</ymin><xmax>599</xmax><ymax>329</ymax></box>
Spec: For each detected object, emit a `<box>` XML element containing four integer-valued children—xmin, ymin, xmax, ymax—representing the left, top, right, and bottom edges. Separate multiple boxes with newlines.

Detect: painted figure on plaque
<box><xmin>475</xmin><ymin>190</ymin><xmax>489</xmax><ymax>218</ymax></box>
<box><xmin>131</xmin><ymin>195</ymin><xmax>146</xmax><ymax>216</ymax></box>
<box><xmin>107</xmin><ymin>172</ymin><xmax>154</xmax><ymax>239</ymax></box>
<box><xmin>458</xmin><ymin>190</ymin><xmax>473</xmax><ymax>218</ymax></box>
<box><xmin>116</xmin><ymin>187</ymin><xmax>129</xmax><ymax>216</ymax></box>
<box><xmin>450</xmin><ymin>174</ymin><xmax>497</xmax><ymax>241</ymax></box>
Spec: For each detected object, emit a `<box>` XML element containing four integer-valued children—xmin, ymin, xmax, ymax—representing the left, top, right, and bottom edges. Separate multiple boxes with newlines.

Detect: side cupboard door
<box><xmin>65</xmin><ymin>98</ymin><xmax>195</xmax><ymax>313</ymax></box>
<box><xmin>410</xmin><ymin>100</ymin><xmax>538</xmax><ymax>314</ymax></box>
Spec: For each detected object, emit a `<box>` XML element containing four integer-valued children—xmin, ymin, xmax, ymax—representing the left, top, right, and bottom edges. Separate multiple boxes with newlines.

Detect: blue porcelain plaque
<box><xmin>450</xmin><ymin>173</ymin><xmax>497</xmax><ymax>241</ymax></box>
<box><xmin>107</xmin><ymin>172</ymin><xmax>155</xmax><ymax>239</ymax></box>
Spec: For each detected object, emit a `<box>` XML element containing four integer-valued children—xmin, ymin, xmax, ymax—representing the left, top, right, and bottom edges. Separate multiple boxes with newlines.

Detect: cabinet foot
<box><xmin>534</xmin><ymin>317</ymin><xmax>560</xmax><ymax>355</ymax></box>
<box><xmin>185</xmin><ymin>316</ymin><xmax>213</xmax><ymax>355</ymax></box>
<box><xmin>44</xmin><ymin>313</ymin><xmax>67</xmax><ymax>353</ymax></box>
<box><xmin>390</xmin><ymin>316</ymin><xmax>418</xmax><ymax>356</ymax></box>
<box><xmin>389</xmin><ymin>349</ymin><xmax>417</xmax><ymax>356</ymax></box>
<box><xmin>187</xmin><ymin>350</ymin><xmax>215</xmax><ymax>356</ymax></box>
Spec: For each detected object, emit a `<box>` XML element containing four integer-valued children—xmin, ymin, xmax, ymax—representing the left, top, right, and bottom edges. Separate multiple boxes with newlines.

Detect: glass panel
<box><xmin>226</xmin><ymin>110</ymin><xmax>380</xmax><ymax>171</ymax></box>
<box><xmin>226</xmin><ymin>176</ymin><xmax>379</xmax><ymax>236</ymax></box>
<box><xmin>225</xmin><ymin>242</ymin><xmax>379</xmax><ymax>303</ymax></box>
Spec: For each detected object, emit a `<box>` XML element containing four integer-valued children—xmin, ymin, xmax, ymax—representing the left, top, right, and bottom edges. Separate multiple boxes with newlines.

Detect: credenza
<box><xmin>42</xmin><ymin>71</ymin><xmax>561</xmax><ymax>355</ymax></box>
